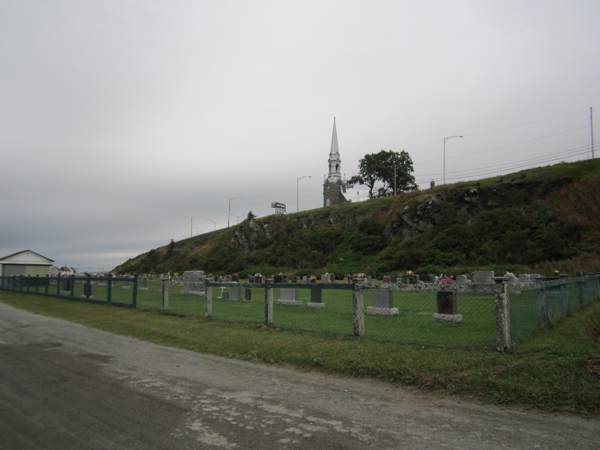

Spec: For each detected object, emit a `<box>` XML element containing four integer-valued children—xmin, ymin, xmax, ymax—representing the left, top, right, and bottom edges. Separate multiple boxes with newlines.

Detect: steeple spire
<box><xmin>327</xmin><ymin>117</ymin><xmax>341</xmax><ymax>182</ymax></box>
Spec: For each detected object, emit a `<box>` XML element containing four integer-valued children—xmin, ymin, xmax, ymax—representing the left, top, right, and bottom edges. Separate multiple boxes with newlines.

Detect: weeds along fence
<box><xmin>2</xmin><ymin>274</ymin><xmax>599</xmax><ymax>351</ymax></box>
<box><xmin>134</xmin><ymin>275</ymin><xmax>600</xmax><ymax>351</ymax></box>
<box><xmin>0</xmin><ymin>275</ymin><xmax>138</xmax><ymax>307</ymax></box>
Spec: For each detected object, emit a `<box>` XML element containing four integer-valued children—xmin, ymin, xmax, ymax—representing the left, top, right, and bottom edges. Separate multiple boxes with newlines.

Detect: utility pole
<box><xmin>591</xmin><ymin>107</ymin><xmax>595</xmax><ymax>159</ymax></box>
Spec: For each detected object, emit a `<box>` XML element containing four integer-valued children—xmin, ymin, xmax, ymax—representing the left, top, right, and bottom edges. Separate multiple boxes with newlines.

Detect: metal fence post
<box><xmin>495</xmin><ymin>282</ymin><xmax>511</xmax><ymax>351</ymax></box>
<box><xmin>70</xmin><ymin>275</ymin><xmax>75</xmax><ymax>297</ymax></box>
<box><xmin>560</xmin><ymin>278</ymin><xmax>569</xmax><ymax>316</ymax></box>
<box><xmin>576</xmin><ymin>272</ymin><xmax>585</xmax><ymax>306</ymax></box>
<box><xmin>205</xmin><ymin>284</ymin><xmax>212</xmax><ymax>318</ymax></box>
<box><xmin>56</xmin><ymin>276</ymin><xmax>61</xmax><ymax>296</ymax></box>
<box><xmin>107</xmin><ymin>275</ymin><xmax>113</xmax><ymax>302</ymax></box>
<box><xmin>352</xmin><ymin>287</ymin><xmax>364</xmax><ymax>336</ymax></box>
<box><xmin>162</xmin><ymin>279</ymin><xmax>169</xmax><ymax>311</ymax></box>
<box><xmin>264</xmin><ymin>283</ymin><xmax>273</xmax><ymax>326</ymax></box>
<box><xmin>132</xmin><ymin>275</ymin><xmax>138</xmax><ymax>308</ymax></box>
<box><xmin>45</xmin><ymin>275</ymin><xmax>49</xmax><ymax>294</ymax></box>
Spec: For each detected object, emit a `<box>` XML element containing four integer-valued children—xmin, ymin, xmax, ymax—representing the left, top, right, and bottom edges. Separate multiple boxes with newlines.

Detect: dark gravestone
<box><xmin>436</xmin><ymin>292</ymin><xmax>458</xmax><ymax>315</ymax></box>
<box><xmin>311</xmin><ymin>286</ymin><xmax>322</xmax><ymax>303</ymax></box>
<box><xmin>329</xmin><ymin>273</ymin><xmax>335</xmax><ymax>283</ymax></box>
<box><xmin>292</xmin><ymin>275</ymin><xmax>297</xmax><ymax>283</ymax></box>
<box><xmin>310</xmin><ymin>278</ymin><xmax>317</xmax><ymax>284</ymax></box>
<box><xmin>248</xmin><ymin>275</ymin><xmax>255</xmax><ymax>283</ymax></box>
<box><xmin>282</xmin><ymin>274</ymin><xmax>288</xmax><ymax>283</ymax></box>
<box><xmin>244</xmin><ymin>288</ymin><xmax>252</xmax><ymax>301</ymax></box>
<box><xmin>390</xmin><ymin>275</ymin><xmax>397</xmax><ymax>283</ymax></box>
<box><xmin>231</xmin><ymin>274</ymin><xmax>239</xmax><ymax>282</ymax></box>
<box><xmin>62</xmin><ymin>279</ymin><xmax>71</xmax><ymax>291</ymax></box>
<box><xmin>426</xmin><ymin>273</ymin><xmax>436</xmax><ymax>283</ymax></box>
<box><xmin>254</xmin><ymin>275</ymin><xmax>262</xmax><ymax>283</ymax></box>
<box><xmin>83</xmin><ymin>283</ymin><xmax>92</xmax><ymax>297</ymax></box>
<box><xmin>274</xmin><ymin>274</ymin><xmax>283</xmax><ymax>283</ymax></box>
<box><xmin>383</xmin><ymin>276</ymin><xmax>391</xmax><ymax>283</ymax></box>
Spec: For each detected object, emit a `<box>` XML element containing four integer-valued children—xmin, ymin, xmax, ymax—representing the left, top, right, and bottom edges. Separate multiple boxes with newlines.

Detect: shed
<box><xmin>0</xmin><ymin>250</ymin><xmax>54</xmax><ymax>277</ymax></box>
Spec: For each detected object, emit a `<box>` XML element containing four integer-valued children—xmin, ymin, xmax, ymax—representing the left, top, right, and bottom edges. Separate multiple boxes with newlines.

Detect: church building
<box><xmin>323</xmin><ymin>118</ymin><xmax>348</xmax><ymax>207</ymax></box>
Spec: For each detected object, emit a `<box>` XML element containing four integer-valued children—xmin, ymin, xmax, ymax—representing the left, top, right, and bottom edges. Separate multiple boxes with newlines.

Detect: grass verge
<box><xmin>2</xmin><ymin>290</ymin><xmax>600</xmax><ymax>417</ymax></box>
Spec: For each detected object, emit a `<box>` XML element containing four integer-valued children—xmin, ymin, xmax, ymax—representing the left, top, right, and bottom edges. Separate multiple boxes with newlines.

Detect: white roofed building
<box><xmin>0</xmin><ymin>250</ymin><xmax>54</xmax><ymax>277</ymax></box>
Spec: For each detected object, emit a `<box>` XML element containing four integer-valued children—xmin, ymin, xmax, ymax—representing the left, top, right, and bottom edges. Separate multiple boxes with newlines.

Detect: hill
<box><xmin>116</xmin><ymin>159</ymin><xmax>600</xmax><ymax>278</ymax></box>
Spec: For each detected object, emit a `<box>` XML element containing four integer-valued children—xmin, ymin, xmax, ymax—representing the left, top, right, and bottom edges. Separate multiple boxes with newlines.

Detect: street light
<box><xmin>192</xmin><ymin>227</ymin><xmax>202</xmax><ymax>236</ymax></box>
<box><xmin>443</xmin><ymin>135</ymin><xmax>463</xmax><ymax>185</ymax></box>
<box><xmin>228</xmin><ymin>197</ymin><xmax>241</xmax><ymax>228</ymax></box>
<box><xmin>230</xmin><ymin>213</ymin><xmax>244</xmax><ymax>224</ymax></box>
<box><xmin>296</xmin><ymin>176</ymin><xmax>311</xmax><ymax>212</ymax></box>
<box><xmin>206</xmin><ymin>219</ymin><xmax>216</xmax><ymax>230</ymax></box>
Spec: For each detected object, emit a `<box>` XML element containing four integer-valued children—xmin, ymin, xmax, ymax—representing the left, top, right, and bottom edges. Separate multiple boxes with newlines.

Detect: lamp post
<box><xmin>443</xmin><ymin>135</ymin><xmax>463</xmax><ymax>185</ymax></box>
<box><xmin>230</xmin><ymin>214</ymin><xmax>244</xmax><ymax>224</ymax></box>
<box><xmin>205</xmin><ymin>219</ymin><xmax>216</xmax><ymax>230</ymax></box>
<box><xmin>228</xmin><ymin>197</ymin><xmax>241</xmax><ymax>228</ymax></box>
<box><xmin>296</xmin><ymin>176</ymin><xmax>311</xmax><ymax>212</ymax></box>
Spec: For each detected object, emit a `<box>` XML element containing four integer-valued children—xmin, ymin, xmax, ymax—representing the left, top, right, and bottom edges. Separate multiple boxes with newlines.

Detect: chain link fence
<box><xmin>3</xmin><ymin>274</ymin><xmax>599</xmax><ymax>351</ymax></box>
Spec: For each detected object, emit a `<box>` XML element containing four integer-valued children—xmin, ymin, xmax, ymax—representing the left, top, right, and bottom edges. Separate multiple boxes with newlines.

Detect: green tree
<box><xmin>347</xmin><ymin>150</ymin><xmax>416</xmax><ymax>197</ymax></box>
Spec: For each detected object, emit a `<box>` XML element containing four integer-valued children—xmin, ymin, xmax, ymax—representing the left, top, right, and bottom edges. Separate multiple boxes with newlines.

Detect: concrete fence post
<box><xmin>205</xmin><ymin>285</ymin><xmax>212</xmax><ymax>318</ymax></box>
<box><xmin>352</xmin><ymin>288</ymin><xmax>364</xmax><ymax>336</ymax></box>
<box><xmin>264</xmin><ymin>283</ymin><xmax>273</xmax><ymax>326</ymax></box>
<box><xmin>162</xmin><ymin>279</ymin><xmax>169</xmax><ymax>311</ymax></box>
<box><xmin>495</xmin><ymin>282</ymin><xmax>511</xmax><ymax>351</ymax></box>
<box><xmin>536</xmin><ymin>285</ymin><xmax>548</xmax><ymax>327</ymax></box>
<box><xmin>132</xmin><ymin>275</ymin><xmax>138</xmax><ymax>308</ymax></box>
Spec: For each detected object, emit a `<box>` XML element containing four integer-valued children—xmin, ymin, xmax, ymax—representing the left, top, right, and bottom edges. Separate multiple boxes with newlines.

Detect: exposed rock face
<box><xmin>232</xmin><ymin>220</ymin><xmax>270</xmax><ymax>254</ymax></box>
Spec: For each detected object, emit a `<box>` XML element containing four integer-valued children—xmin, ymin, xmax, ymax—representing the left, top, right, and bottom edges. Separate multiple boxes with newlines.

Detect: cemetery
<box><xmin>2</xmin><ymin>270</ymin><xmax>599</xmax><ymax>351</ymax></box>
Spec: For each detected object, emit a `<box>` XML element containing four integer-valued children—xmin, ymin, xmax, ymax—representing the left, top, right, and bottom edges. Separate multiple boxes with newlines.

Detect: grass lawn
<box><xmin>1</xmin><ymin>287</ymin><xmax>600</xmax><ymax>417</ymax></box>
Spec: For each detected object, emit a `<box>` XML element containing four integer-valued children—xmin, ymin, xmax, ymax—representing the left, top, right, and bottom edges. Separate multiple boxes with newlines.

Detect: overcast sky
<box><xmin>1</xmin><ymin>0</ymin><xmax>599</xmax><ymax>272</ymax></box>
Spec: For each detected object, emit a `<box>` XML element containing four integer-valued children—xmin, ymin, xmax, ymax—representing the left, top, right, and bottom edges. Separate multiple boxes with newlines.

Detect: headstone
<box><xmin>282</xmin><ymin>274</ymin><xmax>288</xmax><ymax>283</ymax></box>
<box><xmin>367</xmin><ymin>276</ymin><xmax>372</xmax><ymax>284</ymax></box>
<box><xmin>231</xmin><ymin>274</ymin><xmax>239</xmax><ymax>282</ymax></box>
<box><xmin>229</xmin><ymin>285</ymin><xmax>241</xmax><ymax>301</ymax></box>
<box><xmin>456</xmin><ymin>275</ymin><xmax>468</xmax><ymax>284</ymax></box>
<box><xmin>474</xmin><ymin>271</ymin><xmax>494</xmax><ymax>284</ymax></box>
<box><xmin>277</xmin><ymin>287</ymin><xmax>302</xmax><ymax>306</ymax></box>
<box><xmin>302</xmin><ymin>276</ymin><xmax>308</xmax><ymax>282</ymax></box>
<box><xmin>123</xmin><ymin>279</ymin><xmax>131</xmax><ymax>290</ymax></box>
<box><xmin>518</xmin><ymin>274</ymin><xmax>530</xmax><ymax>282</ymax></box>
<box><xmin>254</xmin><ymin>274</ymin><xmax>263</xmax><ymax>283</ymax></box>
<box><xmin>383</xmin><ymin>276</ymin><xmax>391</xmax><ymax>283</ymax></box>
<box><xmin>292</xmin><ymin>275</ymin><xmax>297</xmax><ymax>283</ymax></box>
<box><xmin>433</xmin><ymin>291</ymin><xmax>463</xmax><ymax>323</ymax></box>
<box><xmin>225</xmin><ymin>275</ymin><xmax>232</xmax><ymax>282</ymax></box>
<box><xmin>329</xmin><ymin>274</ymin><xmax>335</xmax><ymax>283</ymax></box>
<box><xmin>390</xmin><ymin>275</ymin><xmax>397</xmax><ymax>283</ymax></box>
<box><xmin>139</xmin><ymin>277</ymin><xmax>149</xmax><ymax>291</ymax></box>
<box><xmin>244</xmin><ymin>288</ymin><xmax>252</xmax><ymax>301</ymax></box>
<box><xmin>248</xmin><ymin>275</ymin><xmax>255</xmax><ymax>283</ymax></box>
<box><xmin>181</xmin><ymin>271</ymin><xmax>205</xmax><ymax>296</ymax></box>
<box><xmin>367</xmin><ymin>289</ymin><xmax>399</xmax><ymax>316</ymax></box>
<box><xmin>274</xmin><ymin>274</ymin><xmax>283</xmax><ymax>283</ymax></box>
<box><xmin>308</xmin><ymin>286</ymin><xmax>324</xmax><ymax>308</ymax></box>
<box><xmin>321</xmin><ymin>274</ymin><xmax>329</xmax><ymax>284</ymax></box>
<box><xmin>402</xmin><ymin>274</ymin><xmax>420</xmax><ymax>284</ymax></box>
<box><xmin>426</xmin><ymin>273</ymin><xmax>436</xmax><ymax>283</ymax></box>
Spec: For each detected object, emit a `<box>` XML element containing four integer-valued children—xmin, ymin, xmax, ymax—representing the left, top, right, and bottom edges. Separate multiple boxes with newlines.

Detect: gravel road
<box><xmin>0</xmin><ymin>302</ymin><xmax>598</xmax><ymax>449</ymax></box>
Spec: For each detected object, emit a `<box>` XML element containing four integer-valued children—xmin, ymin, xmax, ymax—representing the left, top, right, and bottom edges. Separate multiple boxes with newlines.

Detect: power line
<box><xmin>461</xmin><ymin>109</ymin><xmax>589</xmax><ymax>137</ymax></box>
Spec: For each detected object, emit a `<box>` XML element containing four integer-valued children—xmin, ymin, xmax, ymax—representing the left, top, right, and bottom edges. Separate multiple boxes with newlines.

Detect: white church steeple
<box><xmin>327</xmin><ymin>117</ymin><xmax>342</xmax><ymax>182</ymax></box>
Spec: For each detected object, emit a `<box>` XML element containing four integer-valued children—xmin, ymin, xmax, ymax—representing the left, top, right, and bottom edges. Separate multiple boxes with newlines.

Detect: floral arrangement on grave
<box><xmin>439</xmin><ymin>276</ymin><xmax>453</xmax><ymax>285</ymax></box>
<box><xmin>407</xmin><ymin>270</ymin><xmax>414</xmax><ymax>275</ymax></box>
<box><xmin>504</xmin><ymin>271</ymin><xmax>515</xmax><ymax>277</ymax></box>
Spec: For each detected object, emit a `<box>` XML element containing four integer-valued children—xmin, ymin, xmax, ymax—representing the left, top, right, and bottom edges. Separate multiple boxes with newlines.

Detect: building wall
<box><xmin>1</xmin><ymin>264</ymin><xmax>50</xmax><ymax>277</ymax></box>
<box><xmin>323</xmin><ymin>180</ymin><xmax>347</xmax><ymax>207</ymax></box>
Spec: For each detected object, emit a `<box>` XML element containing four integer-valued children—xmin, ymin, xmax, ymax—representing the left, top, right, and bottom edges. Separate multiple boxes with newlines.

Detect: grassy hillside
<box><xmin>117</xmin><ymin>159</ymin><xmax>600</xmax><ymax>277</ymax></box>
